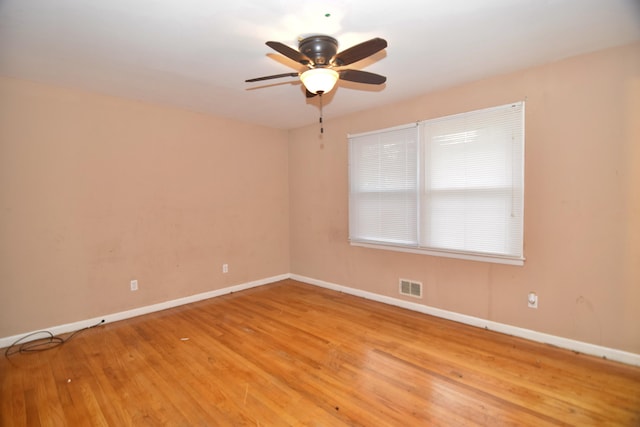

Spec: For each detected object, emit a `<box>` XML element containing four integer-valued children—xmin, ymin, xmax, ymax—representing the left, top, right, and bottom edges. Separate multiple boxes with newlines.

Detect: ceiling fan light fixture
<box><xmin>300</xmin><ymin>68</ymin><xmax>339</xmax><ymax>94</ymax></box>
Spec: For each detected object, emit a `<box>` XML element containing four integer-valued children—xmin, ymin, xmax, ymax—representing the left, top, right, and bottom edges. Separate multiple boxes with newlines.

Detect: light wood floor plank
<box><xmin>1</xmin><ymin>279</ymin><xmax>639</xmax><ymax>426</ymax></box>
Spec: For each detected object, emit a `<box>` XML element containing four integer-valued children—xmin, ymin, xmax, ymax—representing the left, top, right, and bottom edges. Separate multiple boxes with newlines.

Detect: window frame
<box><xmin>348</xmin><ymin>102</ymin><xmax>525</xmax><ymax>266</ymax></box>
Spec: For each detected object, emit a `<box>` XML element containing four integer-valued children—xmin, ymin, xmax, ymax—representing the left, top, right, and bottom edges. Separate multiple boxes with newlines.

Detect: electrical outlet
<box><xmin>527</xmin><ymin>292</ymin><xmax>538</xmax><ymax>308</ymax></box>
<box><xmin>130</xmin><ymin>279</ymin><xmax>138</xmax><ymax>291</ymax></box>
<box><xmin>222</xmin><ymin>264</ymin><xmax>229</xmax><ymax>273</ymax></box>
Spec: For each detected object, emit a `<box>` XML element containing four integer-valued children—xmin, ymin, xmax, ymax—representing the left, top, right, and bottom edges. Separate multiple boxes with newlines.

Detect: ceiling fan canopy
<box><xmin>298</xmin><ymin>35</ymin><xmax>338</xmax><ymax>66</ymax></box>
<box><xmin>246</xmin><ymin>34</ymin><xmax>387</xmax><ymax>97</ymax></box>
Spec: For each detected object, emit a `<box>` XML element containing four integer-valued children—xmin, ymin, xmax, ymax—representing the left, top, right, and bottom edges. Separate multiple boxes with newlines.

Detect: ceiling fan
<box><xmin>245</xmin><ymin>35</ymin><xmax>388</xmax><ymax>97</ymax></box>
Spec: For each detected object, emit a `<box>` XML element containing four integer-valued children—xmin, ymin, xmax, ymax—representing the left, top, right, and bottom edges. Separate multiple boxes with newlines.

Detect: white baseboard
<box><xmin>4</xmin><ymin>272</ymin><xmax>639</xmax><ymax>367</ymax></box>
<box><xmin>290</xmin><ymin>274</ymin><xmax>640</xmax><ymax>367</ymax></box>
<box><xmin>0</xmin><ymin>274</ymin><xmax>288</xmax><ymax>350</ymax></box>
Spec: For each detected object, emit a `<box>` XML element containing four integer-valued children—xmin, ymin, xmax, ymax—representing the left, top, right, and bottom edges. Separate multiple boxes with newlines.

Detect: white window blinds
<box><xmin>349</xmin><ymin>102</ymin><xmax>525</xmax><ymax>265</ymax></box>
<box><xmin>349</xmin><ymin>124</ymin><xmax>418</xmax><ymax>246</ymax></box>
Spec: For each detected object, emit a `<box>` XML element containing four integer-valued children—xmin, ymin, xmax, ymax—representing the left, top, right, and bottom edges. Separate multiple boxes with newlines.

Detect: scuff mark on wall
<box><xmin>571</xmin><ymin>295</ymin><xmax>602</xmax><ymax>345</ymax></box>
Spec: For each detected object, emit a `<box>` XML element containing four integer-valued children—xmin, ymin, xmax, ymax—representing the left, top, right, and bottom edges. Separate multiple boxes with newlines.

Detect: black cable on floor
<box><xmin>4</xmin><ymin>319</ymin><xmax>105</xmax><ymax>357</ymax></box>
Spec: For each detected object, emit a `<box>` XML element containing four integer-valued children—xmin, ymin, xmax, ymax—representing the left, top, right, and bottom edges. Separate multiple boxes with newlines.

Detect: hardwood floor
<box><xmin>2</xmin><ymin>279</ymin><xmax>639</xmax><ymax>426</ymax></box>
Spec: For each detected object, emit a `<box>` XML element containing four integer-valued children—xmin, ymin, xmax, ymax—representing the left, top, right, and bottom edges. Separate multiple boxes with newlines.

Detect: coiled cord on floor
<box><xmin>4</xmin><ymin>319</ymin><xmax>105</xmax><ymax>357</ymax></box>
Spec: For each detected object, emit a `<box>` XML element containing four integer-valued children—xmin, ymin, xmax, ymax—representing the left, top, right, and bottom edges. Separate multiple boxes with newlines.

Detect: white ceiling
<box><xmin>1</xmin><ymin>0</ymin><xmax>639</xmax><ymax>130</ymax></box>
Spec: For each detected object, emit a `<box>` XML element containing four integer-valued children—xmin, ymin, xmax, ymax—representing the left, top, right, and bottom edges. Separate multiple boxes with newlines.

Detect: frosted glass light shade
<box><xmin>300</xmin><ymin>68</ymin><xmax>339</xmax><ymax>94</ymax></box>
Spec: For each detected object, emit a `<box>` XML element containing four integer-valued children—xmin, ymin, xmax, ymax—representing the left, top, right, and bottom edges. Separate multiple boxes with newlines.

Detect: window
<box><xmin>349</xmin><ymin>102</ymin><xmax>524</xmax><ymax>265</ymax></box>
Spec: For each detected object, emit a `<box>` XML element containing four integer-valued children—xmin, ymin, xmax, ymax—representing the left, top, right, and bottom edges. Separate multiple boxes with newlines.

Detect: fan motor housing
<box><xmin>299</xmin><ymin>35</ymin><xmax>338</xmax><ymax>66</ymax></box>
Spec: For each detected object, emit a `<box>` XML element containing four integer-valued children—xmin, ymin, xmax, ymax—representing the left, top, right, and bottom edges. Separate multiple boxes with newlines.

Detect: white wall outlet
<box><xmin>222</xmin><ymin>264</ymin><xmax>229</xmax><ymax>274</ymax></box>
<box><xmin>130</xmin><ymin>279</ymin><xmax>138</xmax><ymax>291</ymax></box>
<box><xmin>527</xmin><ymin>292</ymin><xmax>538</xmax><ymax>308</ymax></box>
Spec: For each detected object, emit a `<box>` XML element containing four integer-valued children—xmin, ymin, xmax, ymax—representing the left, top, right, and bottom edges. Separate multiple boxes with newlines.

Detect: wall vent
<box><xmin>399</xmin><ymin>279</ymin><xmax>422</xmax><ymax>298</ymax></box>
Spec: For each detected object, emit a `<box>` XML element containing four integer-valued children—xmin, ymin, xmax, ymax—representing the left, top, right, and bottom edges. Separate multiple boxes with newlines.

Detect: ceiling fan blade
<box><xmin>333</xmin><ymin>38</ymin><xmax>387</xmax><ymax>66</ymax></box>
<box><xmin>266</xmin><ymin>41</ymin><xmax>312</xmax><ymax>65</ymax></box>
<box><xmin>245</xmin><ymin>72</ymin><xmax>299</xmax><ymax>83</ymax></box>
<box><xmin>339</xmin><ymin>69</ymin><xmax>386</xmax><ymax>85</ymax></box>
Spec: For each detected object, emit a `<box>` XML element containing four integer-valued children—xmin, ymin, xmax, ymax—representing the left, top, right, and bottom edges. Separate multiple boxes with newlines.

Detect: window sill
<box><xmin>350</xmin><ymin>241</ymin><xmax>525</xmax><ymax>266</ymax></box>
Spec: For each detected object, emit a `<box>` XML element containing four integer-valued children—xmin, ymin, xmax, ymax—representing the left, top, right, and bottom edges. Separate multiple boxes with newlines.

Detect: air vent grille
<box><xmin>399</xmin><ymin>279</ymin><xmax>422</xmax><ymax>298</ymax></box>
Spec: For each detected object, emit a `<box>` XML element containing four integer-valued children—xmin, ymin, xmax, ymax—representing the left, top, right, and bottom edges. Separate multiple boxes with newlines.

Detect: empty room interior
<box><xmin>1</xmin><ymin>0</ymin><xmax>640</xmax><ymax>425</ymax></box>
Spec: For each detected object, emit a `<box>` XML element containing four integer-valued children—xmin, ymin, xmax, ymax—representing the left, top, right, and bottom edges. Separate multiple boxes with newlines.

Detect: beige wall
<box><xmin>1</xmin><ymin>42</ymin><xmax>638</xmax><ymax>355</ymax></box>
<box><xmin>289</xmin><ymin>42</ymin><xmax>640</xmax><ymax>354</ymax></box>
<box><xmin>0</xmin><ymin>78</ymin><xmax>290</xmax><ymax>337</ymax></box>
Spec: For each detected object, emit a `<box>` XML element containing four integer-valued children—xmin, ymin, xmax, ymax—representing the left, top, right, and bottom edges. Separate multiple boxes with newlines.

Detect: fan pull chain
<box><xmin>319</xmin><ymin>92</ymin><xmax>324</xmax><ymax>134</ymax></box>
